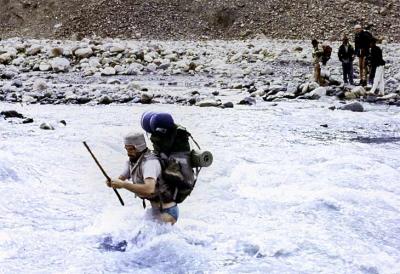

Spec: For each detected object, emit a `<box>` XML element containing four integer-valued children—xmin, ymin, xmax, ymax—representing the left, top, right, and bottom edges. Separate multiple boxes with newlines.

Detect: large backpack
<box><xmin>141</xmin><ymin>112</ymin><xmax>212</xmax><ymax>204</ymax></box>
<box><xmin>322</xmin><ymin>45</ymin><xmax>332</xmax><ymax>65</ymax></box>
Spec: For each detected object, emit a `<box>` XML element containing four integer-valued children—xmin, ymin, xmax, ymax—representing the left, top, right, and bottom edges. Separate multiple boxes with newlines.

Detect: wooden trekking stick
<box><xmin>83</xmin><ymin>141</ymin><xmax>125</xmax><ymax>206</ymax></box>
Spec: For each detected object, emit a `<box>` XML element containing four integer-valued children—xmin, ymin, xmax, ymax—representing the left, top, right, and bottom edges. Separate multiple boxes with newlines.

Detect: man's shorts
<box><xmin>162</xmin><ymin>205</ymin><xmax>179</xmax><ymax>221</ymax></box>
<box><xmin>152</xmin><ymin>205</ymin><xmax>179</xmax><ymax>221</ymax></box>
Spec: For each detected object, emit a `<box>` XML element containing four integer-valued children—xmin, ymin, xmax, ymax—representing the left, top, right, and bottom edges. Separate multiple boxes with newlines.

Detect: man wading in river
<box><xmin>106</xmin><ymin>132</ymin><xmax>178</xmax><ymax>224</ymax></box>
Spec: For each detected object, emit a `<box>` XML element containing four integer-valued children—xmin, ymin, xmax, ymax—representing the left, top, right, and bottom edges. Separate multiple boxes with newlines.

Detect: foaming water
<box><xmin>0</xmin><ymin>101</ymin><xmax>400</xmax><ymax>273</ymax></box>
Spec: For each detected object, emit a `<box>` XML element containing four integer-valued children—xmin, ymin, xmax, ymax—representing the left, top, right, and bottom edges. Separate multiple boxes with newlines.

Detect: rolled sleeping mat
<box><xmin>150</xmin><ymin>112</ymin><xmax>175</xmax><ymax>134</ymax></box>
<box><xmin>141</xmin><ymin>111</ymin><xmax>157</xmax><ymax>133</ymax></box>
<box><xmin>191</xmin><ymin>150</ymin><xmax>213</xmax><ymax>167</ymax></box>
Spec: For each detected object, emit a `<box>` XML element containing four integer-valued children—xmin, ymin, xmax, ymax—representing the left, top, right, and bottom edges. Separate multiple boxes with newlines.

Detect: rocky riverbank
<box><xmin>1</xmin><ymin>37</ymin><xmax>400</xmax><ymax>108</ymax></box>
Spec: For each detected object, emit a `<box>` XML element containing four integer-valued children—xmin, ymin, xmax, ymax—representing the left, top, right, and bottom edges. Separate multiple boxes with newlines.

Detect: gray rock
<box><xmin>196</xmin><ymin>99</ymin><xmax>221</xmax><ymax>107</ymax></box>
<box><xmin>50</xmin><ymin>57</ymin><xmax>70</xmax><ymax>72</ymax></box>
<box><xmin>338</xmin><ymin>102</ymin><xmax>364</xmax><ymax>112</ymax></box>
<box><xmin>22</xmin><ymin>118</ymin><xmax>34</xmax><ymax>124</ymax></box>
<box><xmin>107</xmin><ymin>79</ymin><xmax>121</xmax><ymax>85</ymax></box>
<box><xmin>0</xmin><ymin>110</ymin><xmax>24</xmax><ymax>119</ymax></box>
<box><xmin>126</xmin><ymin>63</ymin><xmax>143</xmax><ymax>75</ymax></box>
<box><xmin>39</xmin><ymin>62</ymin><xmax>51</xmax><ymax>71</ymax></box>
<box><xmin>101</xmin><ymin>67</ymin><xmax>116</xmax><ymax>76</ymax></box>
<box><xmin>74</xmin><ymin>48</ymin><xmax>93</xmax><ymax>58</ymax></box>
<box><xmin>238</xmin><ymin>97</ymin><xmax>256</xmax><ymax>105</ymax></box>
<box><xmin>223</xmin><ymin>102</ymin><xmax>234</xmax><ymax>108</ymax></box>
<box><xmin>140</xmin><ymin>92</ymin><xmax>153</xmax><ymax>104</ymax></box>
<box><xmin>110</xmin><ymin>44</ymin><xmax>125</xmax><ymax>53</ymax></box>
<box><xmin>26</xmin><ymin>45</ymin><xmax>42</xmax><ymax>56</ymax></box>
<box><xmin>309</xmin><ymin>87</ymin><xmax>327</xmax><ymax>97</ymax></box>
<box><xmin>40</xmin><ymin>123</ymin><xmax>55</xmax><ymax>130</ymax></box>
<box><xmin>394</xmin><ymin>72</ymin><xmax>400</xmax><ymax>81</ymax></box>
<box><xmin>11</xmin><ymin>80</ymin><xmax>23</xmax><ymax>88</ymax></box>
<box><xmin>33</xmin><ymin>79</ymin><xmax>48</xmax><ymax>91</ymax></box>
<box><xmin>1</xmin><ymin>70</ymin><xmax>16</xmax><ymax>79</ymax></box>
<box><xmin>98</xmin><ymin>95</ymin><xmax>113</xmax><ymax>104</ymax></box>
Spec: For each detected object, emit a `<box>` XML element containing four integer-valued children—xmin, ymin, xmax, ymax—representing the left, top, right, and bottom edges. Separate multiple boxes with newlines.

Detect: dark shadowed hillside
<box><xmin>1</xmin><ymin>0</ymin><xmax>399</xmax><ymax>41</ymax></box>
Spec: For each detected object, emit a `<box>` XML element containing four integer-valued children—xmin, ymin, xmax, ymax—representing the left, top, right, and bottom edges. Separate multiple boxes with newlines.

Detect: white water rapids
<box><xmin>0</xmin><ymin>101</ymin><xmax>399</xmax><ymax>274</ymax></box>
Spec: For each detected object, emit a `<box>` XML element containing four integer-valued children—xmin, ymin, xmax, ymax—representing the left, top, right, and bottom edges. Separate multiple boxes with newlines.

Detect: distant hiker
<box><xmin>106</xmin><ymin>132</ymin><xmax>179</xmax><ymax>224</ymax></box>
<box><xmin>311</xmin><ymin>39</ymin><xmax>324</xmax><ymax>85</ymax></box>
<box><xmin>368</xmin><ymin>38</ymin><xmax>386</xmax><ymax>95</ymax></box>
<box><xmin>354</xmin><ymin>24</ymin><xmax>373</xmax><ymax>86</ymax></box>
<box><xmin>338</xmin><ymin>36</ymin><xmax>355</xmax><ymax>85</ymax></box>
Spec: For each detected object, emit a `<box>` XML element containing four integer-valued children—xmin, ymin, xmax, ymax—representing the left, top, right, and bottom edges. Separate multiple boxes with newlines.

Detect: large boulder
<box><xmin>338</xmin><ymin>102</ymin><xmax>364</xmax><ymax>112</ymax></box>
<box><xmin>0</xmin><ymin>110</ymin><xmax>25</xmax><ymax>119</ymax></box>
<box><xmin>50</xmin><ymin>57</ymin><xmax>70</xmax><ymax>72</ymax></box>
<box><xmin>0</xmin><ymin>53</ymin><xmax>12</xmax><ymax>64</ymax></box>
<box><xmin>140</xmin><ymin>92</ymin><xmax>153</xmax><ymax>104</ymax></box>
<box><xmin>74</xmin><ymin>48</ymin><xmax>93</xmax><ymax>58</ymax></box>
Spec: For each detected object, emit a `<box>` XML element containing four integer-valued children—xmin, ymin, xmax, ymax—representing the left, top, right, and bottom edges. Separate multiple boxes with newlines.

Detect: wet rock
<box><xmin>196</xmin><ymin>99</ymin><xmax>221</xmax><ymax>107</ymax></box>
<box><xmin>0</xmin><ymin>110</ymin><xmax>25</xmax><ymax>119</ymax></box>
<box><xmin>50</xmin><ymin>57</ymin><xmax>70</xmax><ymax>72</ymax></box>
<box><xmin>22</xmin><ymin>118</ymin><xmax>34</xmax><ymax>124</ymax></box>
<box><xmin>338</xmin><ymin>102</ymin><xmax>364</xmax><ymax>112</ymax></box>
<box><xmin>40</xmin><ymin>123</ymin><xmax>55</xmax><ymax>130</ymax></box>
<box><xmin>140</xmin><ymin>92</ymin><xmax>153</xmax><ymax>104</ymax></box>
<box><xmin>76</xmin><ymin>96</ymin><xmax>91</xmax><ymax>104</ymax></box>
<box><xmin>98</xmin><ymin>95</ymin><xmax>113</xmax><ymax>104</ymax></box>
<box><xmin>188</xmin><ymin>97</ymin><xmax>197</xmax><ymax>105</ymax></box>
<box><xmin>223</xmin><ymin>101</ymin><xmax>234</xmax><ymax>108</ymax></box>
<box><xmin>365</xmin><ymin>95</ymin><xmax>378</xmax><ymax>103</ymax></box>
<box><xmin>238</xmin><ymin>97</ymin><xmax>256</xmax><ymax>105</ymax></box>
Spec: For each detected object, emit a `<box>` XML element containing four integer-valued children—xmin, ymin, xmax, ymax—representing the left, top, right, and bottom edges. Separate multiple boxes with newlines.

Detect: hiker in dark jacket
<box><xmin>354</xmin><ymin>24</ymin><xmax>373</xmax><ymax>86</ymax></box>
<box><xmin>368</xmin><ymin>38</ymin><xmax>386</xmax><ymax>95</ymax></box>
<box><xmin>338</xmin><ymin>36</ymin><xmax>355</xmax><ymax>85</ymax></box>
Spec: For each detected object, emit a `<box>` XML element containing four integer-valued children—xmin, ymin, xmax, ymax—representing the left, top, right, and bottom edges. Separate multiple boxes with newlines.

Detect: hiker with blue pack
<box><xmin>106</xmin><ymin>112</ymin><xmax>212</xmax><ymax>224</ymax></box>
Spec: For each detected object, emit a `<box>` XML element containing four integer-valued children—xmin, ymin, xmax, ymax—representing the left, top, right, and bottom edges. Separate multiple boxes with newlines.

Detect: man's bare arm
<box><xmin>107</xmin><ymin>178</ymin><xmax>156</xmax><ymax>197</ymax></box>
